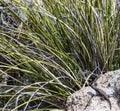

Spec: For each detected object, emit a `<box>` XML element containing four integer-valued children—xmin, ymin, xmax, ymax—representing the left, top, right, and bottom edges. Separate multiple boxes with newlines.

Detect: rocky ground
<box><xmin>66</xmin><ymin>69</ymin><xmax>120</xmax><ymax>111</ymax></box>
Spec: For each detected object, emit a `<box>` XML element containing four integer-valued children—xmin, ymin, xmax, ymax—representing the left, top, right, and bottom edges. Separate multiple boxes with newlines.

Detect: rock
<box><xmin>66</xmin><ymin>69</ymin><xmax>120</xmax><ymax>111</ymax></box>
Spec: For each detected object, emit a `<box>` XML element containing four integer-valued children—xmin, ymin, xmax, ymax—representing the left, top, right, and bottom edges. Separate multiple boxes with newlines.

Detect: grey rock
<box><xmin>66</xmin><ymin>69</ymin><xmax>120</xmax><ymax>111</ymax></box>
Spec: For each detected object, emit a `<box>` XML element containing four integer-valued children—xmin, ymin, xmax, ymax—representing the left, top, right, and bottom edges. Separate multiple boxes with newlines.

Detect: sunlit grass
<box><xmin>0</xmin><ymin>0</ymin><xmax>120</xmax><ymax>110</ymax></box>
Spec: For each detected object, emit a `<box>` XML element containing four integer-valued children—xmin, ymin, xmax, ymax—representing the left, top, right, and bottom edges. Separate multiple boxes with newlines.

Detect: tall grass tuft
<box><xmin>0</xmin><ymin>0</ymin><xmax>120</xmax><ymax>110</ymax></box>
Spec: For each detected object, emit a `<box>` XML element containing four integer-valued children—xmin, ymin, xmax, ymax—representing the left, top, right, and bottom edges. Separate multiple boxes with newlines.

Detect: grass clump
<box><xmin>0</xmin><ymin>0</ymin><xmax>120</xmax><ymax>110</ymax></box>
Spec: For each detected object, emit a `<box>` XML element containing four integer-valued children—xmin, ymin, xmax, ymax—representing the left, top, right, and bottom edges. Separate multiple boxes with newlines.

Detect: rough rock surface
<box><xmin>66</xmin><ymin>69</ymin><xmax>120</xmax><ymax>111</ymax></box>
